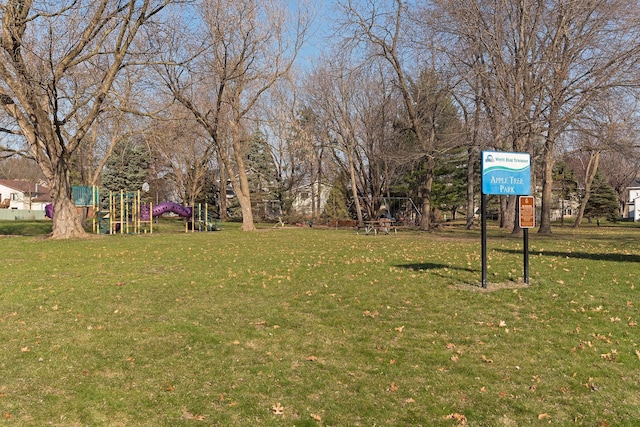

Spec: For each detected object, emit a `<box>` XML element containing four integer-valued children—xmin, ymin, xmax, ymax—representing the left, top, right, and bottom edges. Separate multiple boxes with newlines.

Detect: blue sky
<box><xmin>292</xmin><ymin>0</ymin><xmax>334</xmax><ymax>68</ymax></box>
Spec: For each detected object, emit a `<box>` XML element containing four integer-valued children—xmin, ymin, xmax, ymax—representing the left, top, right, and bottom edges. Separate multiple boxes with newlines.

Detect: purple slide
<box><xmin>140</xmin><ymin>202</ymin><xmax>192</xmax><ymax>221</ymax></box>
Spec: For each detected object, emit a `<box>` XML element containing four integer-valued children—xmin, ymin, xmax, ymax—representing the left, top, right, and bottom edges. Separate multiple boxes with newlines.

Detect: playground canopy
<box><xmin>72</xmin><ymin>186</ymin><xmax>100</xmax><ymax>206</ymax></box>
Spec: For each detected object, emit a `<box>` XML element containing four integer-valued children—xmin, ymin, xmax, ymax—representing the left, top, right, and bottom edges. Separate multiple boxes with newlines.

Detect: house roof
<box><xmin>628</xmin><ymin>177</ymin><xmax>640</xmax><ymax>189</ymax></box>
<box><xmin>0</xmin><ymin>179</ymin><xmax>52</xmax><ymax>202</ymax></box>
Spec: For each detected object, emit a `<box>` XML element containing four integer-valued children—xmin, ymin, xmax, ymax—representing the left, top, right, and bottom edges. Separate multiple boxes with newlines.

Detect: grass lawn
<box><xmin>0</xmin><ymin>221</ymin><xmax>639</xmax><ymax>426</ymax></box>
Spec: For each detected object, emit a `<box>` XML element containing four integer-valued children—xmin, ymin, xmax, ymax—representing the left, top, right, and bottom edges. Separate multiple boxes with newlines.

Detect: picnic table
<box><xmin>362</xmin><ymin>218</ymin><xmax>395</xmax><ymax>235</ymax></box>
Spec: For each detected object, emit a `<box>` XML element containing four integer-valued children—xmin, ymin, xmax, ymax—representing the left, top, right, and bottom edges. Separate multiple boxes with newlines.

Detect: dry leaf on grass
<box><xmin>182</xmin><ymin>411</ymin><xmax>205</xmax><ymax>421</ymax></box>
<box><xmin>443</xmin><ymin>412</ymin><xmax>467</xmax><ymax>425</ymax></box>
<box><xmin>271</xmin><ymin>402</ymin><xmax>284</xmax><ymax>415</ymax></box>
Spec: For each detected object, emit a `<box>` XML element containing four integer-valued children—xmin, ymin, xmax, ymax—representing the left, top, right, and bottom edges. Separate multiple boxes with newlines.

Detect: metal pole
<box><xmin>481</xmin><ymin>192</ymin><xmax>487</xmax><ymax>288</ymax></box>
<box><xmin>523</xmin><ymin>228</ymin><xmax>529</xmax><ymax>284</ymax></box>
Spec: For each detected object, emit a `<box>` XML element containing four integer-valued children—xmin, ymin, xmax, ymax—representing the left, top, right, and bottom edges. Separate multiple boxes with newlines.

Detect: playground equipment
<box><xmin>107</xmin><ymin>190</ymin><xmax>149</xmax><ymax>234</ymax></box>
<box><xmin>107</xmin><ymin>190</ymin><xmax>219</xmax><ymax>234</ymax></box>
<box><xmin>45</xmin><ymin>186</ymin><xmax>220</xmax><ymax>234</ymax></box>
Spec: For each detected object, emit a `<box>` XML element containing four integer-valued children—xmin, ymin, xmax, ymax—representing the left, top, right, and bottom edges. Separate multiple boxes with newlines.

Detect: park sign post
<box><xmin>480</xmin><ymin>151</ymin><xmax>532</xmax><ymax>288</ymax></box>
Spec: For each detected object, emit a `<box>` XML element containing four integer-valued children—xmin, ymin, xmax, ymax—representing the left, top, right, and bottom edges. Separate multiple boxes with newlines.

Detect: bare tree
<box><xmin>337</xmin><ymin>0</ymin><xmax>465</xmax><ymax>230</ymax></box>
<box><xmin>0</xmin><ymin>0</ymin><xmax>172</xmax><ymax>238</ymax></box>
<box><xmin>601</xmin><ymin>150</ymin><xmax>640</xmax><ymax>218</ymax></box>
<box><xmin>305</xmin><ymin>57</ymin><xmax>366</xmax><ymax>225</ymax></box>
<box><xmin>259</xmin><ymin>74</ymin><xmax>317</xmax><ymax>220</ymax></box>
<box><xmin>156</xmin><ymin>0</ymin><xmax>310</xmax><ymax>231</ymax></box>
<box><xmin>571</xmin><ymin>95</ymin><xmax>640</xmax><ymax>227</ymax></box>
<box><xmin>431</xmin><ymin>0</ymin><xmax>640</xmax><ymax>234</ymax></box>
<box><xmin>145</xmin><ymin>105</ymin><xmax>211</xmax><ymax>205</ymax></box>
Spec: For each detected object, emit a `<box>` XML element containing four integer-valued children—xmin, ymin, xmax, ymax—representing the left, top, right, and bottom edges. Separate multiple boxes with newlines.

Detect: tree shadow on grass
<box><xmin>395</xmin><ymin>262</ymin><xmax>477</xmax><ymax>273</ymax></box>
<box><xmin>495</xmin><ymin>248</ymin><xmax>640</xmax><ymax>263</ymax></box>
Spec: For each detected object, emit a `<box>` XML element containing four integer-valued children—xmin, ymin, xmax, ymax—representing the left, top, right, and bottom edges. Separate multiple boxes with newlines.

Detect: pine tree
<box><xmin>584</xmin><ymin>170</ymin><xmax>619</xmax><ymax>225</ymax></box>
<box><xmin>246</xmin><ymin>130</ymin><xmax>279</xmax><ymax>220</ymax></box>
<box><xmin>102</xmin><ymin>142</ymin><xmax>150</xmax><ymax>193</ymax></box>
<box><xmin>322</xmin><ymin>173</ymin><xmax>350</xmax><ymax>220</ymax></box>
<box><xmin>432</xmin><ymin>147</ymin><xmax>467</xmax><ymax>220</ymax></box>
<box><xmin>552</xmin><ymin>160</ymin><xmax>578</xmax><ymax>225</ymax></box>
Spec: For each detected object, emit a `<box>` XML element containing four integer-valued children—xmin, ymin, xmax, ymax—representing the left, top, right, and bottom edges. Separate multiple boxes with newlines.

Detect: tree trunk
<box><xmin>348</xmin><ymin>150</ymin><xmax>364</xmax><ymax>227</ymax></box>
<box><xmin>574</xmin><ymin>151</ymin><xmax>601</xmax><ymax>228</ymax></box>
<box><xmin>237</xmin><ymin>190</ymin><xmax>255</xmax><ymax>231</ymax></box>
<box><xmin>315</xmin><ymin>152</ymin><xmax>323</xmax><ymax>219</ymax></box>
<box><xmin>466</xmin><ymin>146</ymin><xmax>477</xmax><ymax>229</ymax></box>
<box><xmin>503</xmin><ymin>196</ymin><xmax>516</xmax><ymax>231</ymax></box>
<box><xmin>232</xmin><ymin>146</ymin><xmax>256</xmax><ymax>232</ymax></box>
<box><xmin>419</xmin><ymin>157</ymin><xmax>435</xmax><ymax>231</ymax></box>
<box><xmin>511</xmin><ymin>195</ymin><xmax>523</xmax><ymax>236</ymax></box>
<box><xmin>217</xmin><ymin>150</ymin><xmax>228</xmax><ymax>221</ymax></box>
<box><xmin>230</xmin><ymin>161</ymin><xmax>255</xmax><ymax>231</ymax></box>
<box><xmin>538</xmin><ymin>137</ymin><xmax>555</xmax><ymax>234</ymax></box>
<box><xmin>49</xmin><ymin>162</ymin><xmax>86</xmax><ymax>239</ymax></box>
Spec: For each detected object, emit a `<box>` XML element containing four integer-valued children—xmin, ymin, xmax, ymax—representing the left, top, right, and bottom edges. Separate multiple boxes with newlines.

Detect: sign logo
<box><xmin>482</xmin><ymin>151</ymin><xmax>531</xmax><ymax>195</ymax></box>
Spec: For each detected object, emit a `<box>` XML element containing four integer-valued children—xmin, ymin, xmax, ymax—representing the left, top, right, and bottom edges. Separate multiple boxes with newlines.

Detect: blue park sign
<box><xmin>482</xmin><ymin>151</ymin><xmax>531</xmax><ymax>195</ymax></box>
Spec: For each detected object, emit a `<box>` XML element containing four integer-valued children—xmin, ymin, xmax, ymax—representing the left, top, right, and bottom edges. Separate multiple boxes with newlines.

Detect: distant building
<box><xmin>625</xmin><ymin>178</ymin><xmax>640</xmax><ymax>221</ymax></box>
<box><xmin>291</xmin><ymin>182</ymin><xmax>330</xmax><ymax>217</ymax></box>
<box><xmin>0</xmin><ymin>180</ymin><xmax>52</xmax><ymax>211</ymax></box>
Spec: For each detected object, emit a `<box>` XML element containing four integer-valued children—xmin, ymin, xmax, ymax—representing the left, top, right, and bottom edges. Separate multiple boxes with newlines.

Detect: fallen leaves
<box><xmin>600</xmin><ymin>349</ymin><xmax>617</xmax><ymax>362</ymax></box>
<box><xmin>182</xmin><ymin>410</ymin><xmax>205</xmax><ymax>421</ymax></box>
<box><xmin>271</xmin><ymin>402</ymin><xmax>284</xmax><ymax>415</ymax></box>
<box><xmin>481</xmin><ymin>355</ymin><xmax>493</xmax><ymax>363</ymax></box>
<box><xmin>443</xmin><ymin>412</ymin><xmax>467</xmax><ymax>425</ymax></box>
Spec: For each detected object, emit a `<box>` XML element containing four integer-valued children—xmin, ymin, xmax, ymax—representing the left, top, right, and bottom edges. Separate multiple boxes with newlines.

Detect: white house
<box><xmin>625</xmin><ymin>178</ymin><xmax>640</xmax><ymax>221</ymax></box>
<box><xmin>0</xmin><ymin>179</ymin><xmax>52</xmax><ymax>211</ymax></box>
<box><xmin>291</xmin><ymin>182</ymin><xmax>330</xmax><ymax>216</ymax></box>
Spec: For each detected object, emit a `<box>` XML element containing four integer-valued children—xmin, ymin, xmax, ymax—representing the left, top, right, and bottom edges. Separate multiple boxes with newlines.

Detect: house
<box><xmin>291</xmin><ymin>182</ymin><xmax>330</xmax><ymax>216</ymax></box>
<box><xmin>625</xmin><ymin>178</ymin><xmax>640</xmax><ymax>221</ymax></box>
<box><xmin>0</xmin><ymin>179</ymin><xmax>52</xmax><ymax>211</ymax></box>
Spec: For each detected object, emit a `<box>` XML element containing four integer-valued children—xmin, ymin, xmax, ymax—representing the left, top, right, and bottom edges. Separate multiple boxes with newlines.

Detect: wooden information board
<box><xmin>519</xmin><ymin>196</ymin><xmax>535</xmax><ymax>228</ymax></box>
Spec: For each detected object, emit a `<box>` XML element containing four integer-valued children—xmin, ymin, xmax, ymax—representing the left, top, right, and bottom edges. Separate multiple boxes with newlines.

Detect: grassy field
<box><xmin>0</xmin><ymin>221</ymin><xmax>639</xmax><ymax>426</ymax></box>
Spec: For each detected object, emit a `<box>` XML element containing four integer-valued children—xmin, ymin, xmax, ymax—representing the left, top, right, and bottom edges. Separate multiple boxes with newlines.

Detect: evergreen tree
<box><xmin>431</xmin><ymin>147</ymin><xmax>467</xmax><ymax>220</ymax></box>
<box><xmin>322</xmin><ymin>173</ymin><xmax>350</xmax><ymax>220</ymax></box>
<box><xmin>552</xmin><ymin>160</ymin><xmax>578</xmax><ymax>225</ymax></box>
<box><xmin>194</xmin><ymin>167</ymin><xmax>219</xmax><ymax>206</ymax></box>
<box><xmin>394</xmin><ymin>68</ymin><xmax>462</xmax><ymax>226</ymax></box>
<box><xmin>247</xmin><ymin>130</ymin><xmax>277</xmax><ymax>189</ymax></box>
<box><xmin>246</xmin><ymin>130</ymin><xmax>279</xmax><ymax>220</ymax></box>
<box><xmin>102</xmin><ymin>142</ymin><xmax>150</xmax><ymax>193</ymax></box>
<box><xmin>584</xmin><ymin>170</ymin><xmax>619</xmax><ymax>225</ymax></box>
